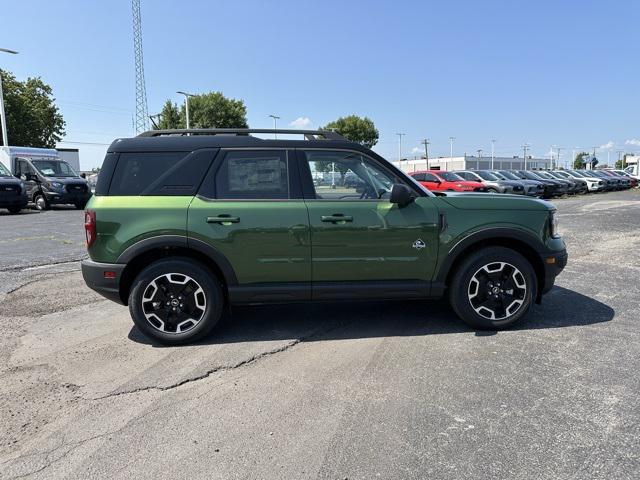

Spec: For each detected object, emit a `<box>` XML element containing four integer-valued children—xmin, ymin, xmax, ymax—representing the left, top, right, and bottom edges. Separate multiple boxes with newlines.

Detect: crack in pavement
<box><xmin>91</xmin><ymin>320</ymin><xmax>349</xmax><ymax>401</ymax></box>
<box><xmin>0</xmin><ymin>258</ymin><xmax>86</xmax><ymax>275</ymax></box>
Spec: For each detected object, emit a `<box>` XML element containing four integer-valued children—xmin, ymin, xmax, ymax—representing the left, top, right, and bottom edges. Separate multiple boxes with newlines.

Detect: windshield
<box><xmin>522</xmin><ymin>171</ymin><xmax>543</xmax><ymax>180</ymax></box>
<box><xmin>536</xmin><ymin>171</ymin><xmax>553</xmax><ymax>179</ymax></box>
<box><xmin>438</xmin><ymin>171</ymin><xmax>464</xmax><ymax>181</ymax></box>
<box><xmin>0</xmin><ymin>163</ymin><xmax>11</xmax><ymax>176</ymax></box>
<box><xmin>476</xmin><ymin>171</ymin><xmax>499</xmax><ymax>181</ymax></box>
<box><xmin>32</xmin><ymin>159</ymin><xmax>77</xmax><ymax>177</ymax></box>
<box><xmin>497</xmin><ymin>170</ymin><xmax>520</xmax><ymax>180</ymax></box>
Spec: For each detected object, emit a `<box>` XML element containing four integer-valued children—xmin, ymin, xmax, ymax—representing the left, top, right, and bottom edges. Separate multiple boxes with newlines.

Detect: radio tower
<box><xmin>132</xmin><ymin>0</ymin><xmax>149</xmax><ymax>133</ymax></box>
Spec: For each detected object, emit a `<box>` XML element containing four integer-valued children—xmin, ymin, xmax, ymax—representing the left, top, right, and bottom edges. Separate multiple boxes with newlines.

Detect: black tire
<box><xmin>128</xmin><ymin>257</ymin><xmax>224</xmax><ymax>345</ymax></box>
<box><xmin>34</xmin><ymin>193</ymin><xmax>50</xmax><ymax>211</ymax></box>
<box><xmin>487</xmin><ymin>188</ymin><xmax>499</xmax><ymax>193</ymax></box>
<box><xmin>448</xmin><ymin>246</ymin><xmax>537</xmax><ymax>330</ymax></box>
<box><xmin>74</xmin><ymin>200</ymin><xmax>87</xmax><ymax>210</ymax></box>
<box><xmin>8</xmin><ymin>207</ymin><xmax>22</xmax><ymax>214</ymax></box>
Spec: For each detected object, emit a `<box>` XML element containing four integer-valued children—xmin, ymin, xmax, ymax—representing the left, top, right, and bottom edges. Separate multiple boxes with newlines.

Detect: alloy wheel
<box><xmin>467</xmin><ymin>262</ymin><xmax>527</xmax><ymax>320</ymax></box>
<box><xmin>141</xmin><ymin>273</ymin><xmax>207</xmax><ymax>334</ymax></box>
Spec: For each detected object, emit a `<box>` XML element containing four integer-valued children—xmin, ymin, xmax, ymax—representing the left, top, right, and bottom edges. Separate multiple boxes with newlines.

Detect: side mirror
<box><xmin>390</xmin><ymin>183</ymin><xmax>414</xmax><ymax>207</ymax></box>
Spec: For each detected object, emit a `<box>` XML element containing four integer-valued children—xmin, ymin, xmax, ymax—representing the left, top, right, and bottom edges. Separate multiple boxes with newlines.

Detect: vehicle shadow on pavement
<box><xmin>128</xmin><ymin>286</ymin><xmax>614</xmax><ymax>347</ymax></box>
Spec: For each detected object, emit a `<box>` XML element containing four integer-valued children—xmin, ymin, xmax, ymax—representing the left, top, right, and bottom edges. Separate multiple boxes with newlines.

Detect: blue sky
<box><xmin>1</xmin><ymin>0</ymin><xmax>638</xmax><ymax>169</ymax></box>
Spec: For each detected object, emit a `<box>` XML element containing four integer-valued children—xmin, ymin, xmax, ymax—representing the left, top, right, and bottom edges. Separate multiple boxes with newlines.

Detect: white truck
<box><xmin>0</xmin><ymin>146</ymin><xmax>92</xmax><ymax>210</ymax></box>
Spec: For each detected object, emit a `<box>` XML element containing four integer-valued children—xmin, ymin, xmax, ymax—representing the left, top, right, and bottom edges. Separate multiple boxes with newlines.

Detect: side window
<box><xmin>301</xmin><ymin>150</ymin><xmax>400</xmax><ymax>200</ymax></box>
<box><xmin>109</xmin><ymin>152</ymin><xmax>188</xmax><ymax>196</ymax></box>
<box><xmin>423</xmin><ymin>173</ymin><xmax>439</xmax><ymax>182</ymax></box>
<box><xmin>412</xmin><ymin>173</ymin><xmax>426</xmax><ymax>181</ymax></box>
<box><xmin>215</xmin><ymin>150</ymin><xmax>289</xmax><ymax>199</ymax></box>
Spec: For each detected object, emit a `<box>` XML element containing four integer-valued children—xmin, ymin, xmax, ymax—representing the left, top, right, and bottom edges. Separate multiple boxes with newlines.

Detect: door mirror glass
<box><xmin>390</xmin><ymin>183</ymin><xmax>414</xmax><ymax>207</ymax></box>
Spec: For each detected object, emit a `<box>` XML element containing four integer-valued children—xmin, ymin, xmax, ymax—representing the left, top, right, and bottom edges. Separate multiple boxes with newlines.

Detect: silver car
<box><xmin>454</xmin><ymin>170</ymin><xmax>526</xmax><ymax>194</ymax></box>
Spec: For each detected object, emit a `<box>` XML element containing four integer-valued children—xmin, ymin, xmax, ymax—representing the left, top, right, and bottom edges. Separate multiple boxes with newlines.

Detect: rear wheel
<box><xmin>74</xmin><ymin>200</ymin><xmax>87</xmax><ymax>210</ymax></box>
<box><xmin>128</xmin><ymin>258</ymin><xmax>223</xmax><ymax>345</ymax></box>
<box><xmin>449</xmin><ymin>246</ymin><xmax>537</xmax><ymax>330</ymax></box>
<box><xmin>487</xmin><ymin>188</ymin><xmax>499</xmax><ymax>193</ymax></box>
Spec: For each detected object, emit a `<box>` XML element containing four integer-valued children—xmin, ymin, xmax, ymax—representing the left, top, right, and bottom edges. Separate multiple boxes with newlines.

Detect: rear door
<box><xmin>298</xmin><ymin>149</ymin><xmax>439</xmax><ymax>299</ymax></box>
<box><xmin>188</xmin><ymin>149</ymin><xmax>311</xmax><ymax>301</ymax></box>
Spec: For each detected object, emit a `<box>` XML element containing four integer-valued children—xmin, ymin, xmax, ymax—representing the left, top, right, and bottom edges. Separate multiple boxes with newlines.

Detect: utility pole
<box><xmin>268</xmin><ymin>114</ymin><xmax>280</xmax><ymax>139</ymax></box>
<box><xmin>396</xmin><ymin>133</ymin><xmax>406</xmax><ymax>169</ymax></box>
<box><xmin>421</xmin><ymin>138</ymin><xmax>430</xmax><ymax>169</ymax></box>
<box><xmin>556</xmin><ymin>147</ymin><xmax>564</xmax><ymax>168</ymax></box>
<box><xmin>617</xmin><ymin>149</ymin><xmax>624</xmax><ymax>168</ymax></box>
<box><xmin>522</xmin><ymin>143</ymin><xmax>531</xmax><ymax>169</ymax></box>
<box><xmin>0</xmin><ymin>48</ymin><xmax>18</xmax><ymax>147</ymax></box>
<box><xmin>491</xmin><ymin>139</ymin><xmax>496</xmax><ymax>169</ymax></box>
<box><xmin>477</xmin><ymin>149</ymin><xmax>483</xmax><ymax>170</ymax></box>
<box><xmin>177</xmin><ymin>91</ymin><xmax>195</xmax><ymax>129</ymax></box>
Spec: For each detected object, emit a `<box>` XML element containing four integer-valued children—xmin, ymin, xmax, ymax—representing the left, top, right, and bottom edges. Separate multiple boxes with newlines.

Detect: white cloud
<box><xmin>625</xmin><ymin>138</ymin><xmax>640</xmax><ymax>146</ymax></box>
<box><xmin>599</xmin><ymin>140</ymin><xmax>614</xmax><ymax>150</ymax></box>
<box><xmin>289</xmin><ymin>117</ymin><xmax>312</xmax><ymax>129</ymax></box>
<box><xmin>411</xmin><ymin>147</ymin><xmax>422</xmax><ymax>154</ymax></box>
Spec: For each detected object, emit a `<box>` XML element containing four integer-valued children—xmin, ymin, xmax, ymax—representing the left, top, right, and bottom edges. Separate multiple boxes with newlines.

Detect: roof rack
<box><xmin>137</xmin><ymin>128</ymin><xmax>346</xmax><ymax>141</ymax></box>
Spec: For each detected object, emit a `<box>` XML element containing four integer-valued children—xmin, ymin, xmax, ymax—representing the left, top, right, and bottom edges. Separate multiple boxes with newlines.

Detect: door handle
<box><xmin>321</xmin><ymin>214</ymin><xmax>353</xmax><ymax>223</ymax></box>
<box><xmin>207</xmin><ymin>215</ymin><xmax>240</xmax><ymax>224</ymax></box>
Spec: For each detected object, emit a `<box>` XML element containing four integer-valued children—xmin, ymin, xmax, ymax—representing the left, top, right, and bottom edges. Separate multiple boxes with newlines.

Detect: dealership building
<box><xmin>393</xmin><ymin>155</ymin><xmax>551</xmax><ymax>173</ymax></box>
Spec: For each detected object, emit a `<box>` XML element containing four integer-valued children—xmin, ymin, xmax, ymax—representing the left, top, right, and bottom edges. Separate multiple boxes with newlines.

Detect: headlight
<box><xmin>549</xmin><ymin>210</ymin><xmax>560</xmax><ymax>238</ymax></box>
<box><xmin>50</xmin><ymin>181</ymin><xmax>64</xmax><ymax>190</ymax></box>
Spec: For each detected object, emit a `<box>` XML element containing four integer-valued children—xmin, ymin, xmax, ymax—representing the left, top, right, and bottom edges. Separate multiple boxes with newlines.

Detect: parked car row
<box><xmin>0</xmin><ymin>147</ymin><xmax>92</xmax><ymax>214</ymax></box>
<box><xmin>407</xmin><ymin>168</ymin><xmax>637</xmax><ymax>199</ymax></box>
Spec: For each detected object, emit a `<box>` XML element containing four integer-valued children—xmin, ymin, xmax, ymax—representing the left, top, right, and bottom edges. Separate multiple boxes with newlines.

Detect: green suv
<box><xmin>81</xmin><ymin>129</ymin><xmax>567</xmax><ymax>345</ymax></box>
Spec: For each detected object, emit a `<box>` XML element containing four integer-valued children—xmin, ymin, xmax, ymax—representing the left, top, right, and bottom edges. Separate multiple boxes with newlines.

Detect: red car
<box><xmin>408</xmin><ymin>170</ymin><xmax>487</xmax><ymax>192</ymax></box>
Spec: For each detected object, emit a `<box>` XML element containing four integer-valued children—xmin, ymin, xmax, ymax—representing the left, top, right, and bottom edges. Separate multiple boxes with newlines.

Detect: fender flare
<box><xmin>434</xmin><ymin>227</ymin><xmax>546</xmax><ymax>285</ymax></box>
<box><xmin>116</xmin><ymin>234</ymin><xmax>238</xmax><ymax>286</ymax></box>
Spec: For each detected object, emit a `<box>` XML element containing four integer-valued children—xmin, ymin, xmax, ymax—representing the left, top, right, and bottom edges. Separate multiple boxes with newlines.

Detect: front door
<box><xmin>188</xmin><ymin>149</ymin><xmax>311</xmax><ymax>302</ymax></box>
<box><xmin>15</xmin><ymin>159</ymin><xmax>37</xmax><ymax>198</ymax></box>
<box><xmin>298</xmin><ymin>149</ymin><xmax>439</xmax><ymax>299</ymax></box>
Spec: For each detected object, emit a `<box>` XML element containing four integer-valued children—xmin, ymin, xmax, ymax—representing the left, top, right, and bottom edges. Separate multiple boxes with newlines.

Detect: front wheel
<box><xmin>449</xmin><ymin>247</ymin><xmax>537</xmax><ymax>330</ymax></box>
<box><xmin>34</xmin><ymin>193</ymin><xmax>50</xmax><ymax>211</ymax></box>
<box><xmin>128</xmin><ymin>258</ymin><xmax>224</xmax><ymax>345</ymax></box>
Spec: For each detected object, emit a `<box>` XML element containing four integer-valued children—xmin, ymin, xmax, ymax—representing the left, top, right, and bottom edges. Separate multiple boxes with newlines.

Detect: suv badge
<box><xmin>412</xmin><ymin>239</ymin><xmax>426</xmax><ymax>250</ymax></box>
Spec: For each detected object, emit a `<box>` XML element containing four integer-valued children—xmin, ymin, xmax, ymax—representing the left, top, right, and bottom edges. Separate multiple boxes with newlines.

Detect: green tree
<box><xmin>155</xmin><ymin>100</ymin><xmax>182</xmax><ymax>129</ymax></box>
<box><xmin>154</xmin><ymin>91</ymin><xmax>248</xmax><ymax>130</ymax></box>
<box><xmin>0</xmin><ymin>69</ymin><xmax>65</xmax><ymax>147</ymax></box>
<box><xmin>573</xmin><ymin>151</ymin><xmax>589</xmax><ymax>169</ymax></box>
<box><xmin>316</xmin><ymin>115</ymin><xmax>379</xmax><ymax>181</ymax></box>
<box><xmin>322</xmin><ymin>115</ymin><xmax>379</xmax><ymax>149</ymax></box>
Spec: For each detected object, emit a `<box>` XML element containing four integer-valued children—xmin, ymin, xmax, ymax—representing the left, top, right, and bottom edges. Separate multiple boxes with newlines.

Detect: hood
<box><xmin>439</xmin><ymin>192</ymin><xmax>553</xmax><ymax>211</ymax></box>
<box><xmin>498</xmin><ymin>180</ymin><xmax>524</xmax><ymax>187</ymax></box>
<box><xmin>0</xmin><ymin>176</ymin><xmax>21</xmax><ymax>185</ymax></box>
<box><xmin>44</xmin><ymin>176</ymin><xmax>88</xmax><ymax>185</ymax></box>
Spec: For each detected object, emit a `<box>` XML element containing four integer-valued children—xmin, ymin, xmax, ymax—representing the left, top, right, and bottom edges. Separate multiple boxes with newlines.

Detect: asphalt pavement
<box><xmin>0</xmin><ymin>191</ymin><xmax>638</xmax><ymax>479</ymax></box>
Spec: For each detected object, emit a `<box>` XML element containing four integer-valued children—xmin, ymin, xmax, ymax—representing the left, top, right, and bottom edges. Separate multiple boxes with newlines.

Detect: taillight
<box><xmin>85</xmin><ymin>210</ymin><xmax>96</xmax><ymax>248</ymax></box>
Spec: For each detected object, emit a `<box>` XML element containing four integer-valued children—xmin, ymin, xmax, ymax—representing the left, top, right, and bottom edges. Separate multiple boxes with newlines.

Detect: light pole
<box><xmin>396</xmin><ymin>133</ymin><xmax>406</xmax><ymax>169</ymax></box>
<box><xmin>617</xmin><ymin>149</ymin><xmax>624</xmax><ymax>169</ymax></box>
<box><xmin>477</xmin><ymin>149</ymin><xmax>483</xmax><ymax>170</ymax></box>
<box><xmin>449</xmin><ymin>136</ymin><xmax>455</xmax><ymax>170</ymax></box>
<box><xmin>522</xmin><ymin>143</ymin><xmax>531</xmax><ymax>169</ymax></box>
<box><xmin>0</xmin><ymin>48</ymin><xmax>19</xmax><ymax>147</ymax></box>
<box><xmin>491</xmin><ymin>139</ymin><xmax>496</xmax><ymax>169</ymax></box>
<box><xmin>176</xmin><ymin>91</ymin><xmax>195</xmax><ymax>129</ymax></box>
<box><xmin>268</xmin><ymin>114</ymin><xmax>280</xmax><ymax>139</ymax></box>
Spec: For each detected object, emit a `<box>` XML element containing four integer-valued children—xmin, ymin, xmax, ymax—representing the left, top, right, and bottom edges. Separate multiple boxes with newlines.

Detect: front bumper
<box><xmin>44</xmin><ymin>190</ymin><xmax>92</xmax><ymax>205</ymax></box>
<box><xmin>539</xmin><ymin>249</ymin><xmax>568</xmax><ymax>297</ymax></box>
<box><xmin>81</xmin><ymin>259</ymin><xmax>126</xmax><ymax>304</ymax></box>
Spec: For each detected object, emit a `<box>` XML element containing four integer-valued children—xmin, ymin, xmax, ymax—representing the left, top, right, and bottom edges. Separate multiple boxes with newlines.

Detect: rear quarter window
<box><xmin>107</xmin><ymin>151</ymin><xmax>214</xmax><ymax>196</ymax></box>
